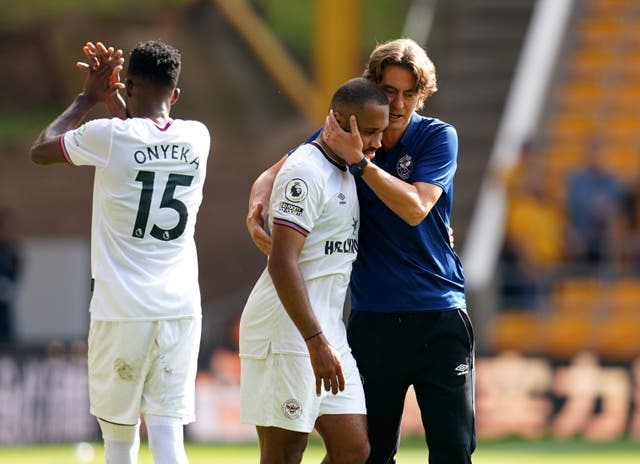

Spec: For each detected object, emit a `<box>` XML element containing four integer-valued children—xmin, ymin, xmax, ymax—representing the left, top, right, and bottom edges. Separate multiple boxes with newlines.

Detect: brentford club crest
<box><xmin>396</xmin><ymin>154</ymin><xmax>413</xmax><ymax>180</ymax></box>
<box><xmin>283</xmin><ymin>398</ymin><xmax>303</xmax><ymax>419</ymax></box>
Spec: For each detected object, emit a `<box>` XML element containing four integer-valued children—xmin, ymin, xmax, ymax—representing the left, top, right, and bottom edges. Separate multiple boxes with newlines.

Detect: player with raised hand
<box><xmin>76</xmin><ymin>41</ymin><xmax>128</xmax><ymax>119</ymax></box>
<box><xmin>30</xmin><ymin>40</ymin><xmax>211</xmax><ymax>464</ymax></box>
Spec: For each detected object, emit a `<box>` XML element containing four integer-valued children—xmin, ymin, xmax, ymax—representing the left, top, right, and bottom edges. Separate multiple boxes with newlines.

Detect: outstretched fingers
<box><xmin>76</xmin><ymin>41</ymin><xmax>125</xmax><ymax>92</ymax></box>
<box><xmin>76</xmin><ymin>42</ymin><xmax>99</xmax><ymax>71</ymax></box>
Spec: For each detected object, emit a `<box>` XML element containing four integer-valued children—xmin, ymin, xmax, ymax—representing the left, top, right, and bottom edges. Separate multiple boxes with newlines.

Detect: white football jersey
<box><xmin>61</xmin><ymin>117</ymin><xmax>210</xmax><ymax>320</ymax></box>
<box><xmin>240</xmin><ymin>142</ymin><xmax>359</xmax><ymax>357</ymax></box>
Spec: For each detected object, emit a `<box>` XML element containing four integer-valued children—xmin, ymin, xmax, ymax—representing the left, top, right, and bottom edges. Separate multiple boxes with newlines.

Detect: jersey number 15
<box><xmin>132</xmin><ymin>170</ymin><xmax>194</xmax><ymax>241</ymax></box>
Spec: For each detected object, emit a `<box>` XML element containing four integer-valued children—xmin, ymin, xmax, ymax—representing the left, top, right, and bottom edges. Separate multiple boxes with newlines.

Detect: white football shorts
<box><xmin>240</xmin><ymin>348</ymin><xmax>366</xmax><ymax>433</ymax></box>
<box><xmin>88</xmin><ymin>317</ymin><xmax>201</xmax><ymax>425</ymax></box>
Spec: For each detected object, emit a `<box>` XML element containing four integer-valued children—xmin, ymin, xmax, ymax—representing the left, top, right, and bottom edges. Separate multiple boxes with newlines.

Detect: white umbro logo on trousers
<box><xmin>455</xmin><ymin>364</ymin><xmax>469</xmax><ymax>376</ymax></box>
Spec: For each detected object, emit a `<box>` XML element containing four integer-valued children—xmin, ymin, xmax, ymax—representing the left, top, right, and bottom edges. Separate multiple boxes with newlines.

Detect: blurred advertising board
<box><xmin>0</xmin><ymin>350</ymin><xmax>638</xmax><ymax>444</ymax></box>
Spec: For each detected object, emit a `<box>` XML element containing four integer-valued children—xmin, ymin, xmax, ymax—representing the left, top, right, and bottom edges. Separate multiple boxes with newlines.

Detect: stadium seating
<box><xmin>550</xmin><ymin>277</ymin><xmax>603</xmax><ymax>316</ymax></box>
<box><xmin>593</xmin><ymin>313</ymin><xmax>640</xmax><ymax>361</ymax></box>
<box><xmin>540</xmin><ymin>311</ymin><xmax>595</xmax><ymax>360</ymax></box>
<box><xmin>498</xmin><ymin>0</ymin><xmax>640</xmax><ymax>362</ymax></box>
<box><xmin>489</xmin><ymin>311</ymin><xmax>543</xmax><ymax>355</ymax></box>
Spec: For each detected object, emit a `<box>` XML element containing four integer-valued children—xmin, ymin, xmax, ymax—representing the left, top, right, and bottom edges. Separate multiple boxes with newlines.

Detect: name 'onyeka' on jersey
<box><xmin>61</xmin><ymin>117</ymin><xmax>210</xmax><ymax>321</ymax></box>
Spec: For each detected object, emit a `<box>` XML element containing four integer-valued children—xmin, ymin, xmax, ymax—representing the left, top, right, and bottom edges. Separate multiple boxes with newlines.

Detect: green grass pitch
<box><xmin>1</xmin><ymin>438</ymin><xmax>639</xmax><ymax>463</ymax></box>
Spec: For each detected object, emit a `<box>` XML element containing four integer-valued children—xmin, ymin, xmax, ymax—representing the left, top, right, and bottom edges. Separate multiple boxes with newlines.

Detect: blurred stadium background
<box><xmin>1</xmin><ymin>0</ymin><xmax>640</xmax><ymax>458</ymax></box>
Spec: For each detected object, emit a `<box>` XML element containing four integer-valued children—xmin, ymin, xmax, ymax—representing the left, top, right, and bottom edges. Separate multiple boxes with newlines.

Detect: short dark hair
<box><xmin>330</xmin><ymin>77</ymin><xmax>388</xmax><ymax>114</ymax></box>
<box><xmin>127</xmin><ymin>40</ymin><xmax>181</xmax><ymax>88</ymax></box>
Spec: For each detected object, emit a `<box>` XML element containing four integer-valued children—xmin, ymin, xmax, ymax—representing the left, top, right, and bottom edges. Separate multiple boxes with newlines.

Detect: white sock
<box><xmin>145</xmin><ymin>414</ymin><xmax>188</xmax><ymax>464</ymax></box>
<box><xmin>98</xmin><ymin>418</ymin><xmax>140</xmax><ymax>464</ymax></box>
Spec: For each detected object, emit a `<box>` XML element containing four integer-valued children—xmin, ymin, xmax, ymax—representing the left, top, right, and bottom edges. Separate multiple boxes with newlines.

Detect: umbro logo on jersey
<box><xmin>455</xmin><ymin>364</ymin><xmax>469</xmax><ymax>376</ymax></box>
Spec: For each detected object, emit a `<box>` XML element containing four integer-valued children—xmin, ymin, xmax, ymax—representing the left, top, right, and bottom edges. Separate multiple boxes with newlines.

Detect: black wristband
<box><xmin>348</xmin><ymin>156</ymin><xmax>369</xmax><ymax>177</ymax></box>
<box><xmin>304</xmin><ymin>331</ymin><xmax>323</xmax><ymax>342</ymax></box>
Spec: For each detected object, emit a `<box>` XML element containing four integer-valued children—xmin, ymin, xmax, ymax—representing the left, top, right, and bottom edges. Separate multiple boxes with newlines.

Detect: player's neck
<box><xmin>146</xmin><ymin>115</ymin><xmax>172</xmax><ymax>126</ymax></box>
<box><xmin>129</xmin><ymin>100</ymin><xmax>172</xmax><ymax>125</ymax></box>
<box><xmin>382</xmin><ymin>127</ymin><xmax>404</xmax><ymax>151</ymax></box>
<box><xmin>314</xmin><ymin>138</ymin><xmax>346</xmax><ymax>168</ymax></box>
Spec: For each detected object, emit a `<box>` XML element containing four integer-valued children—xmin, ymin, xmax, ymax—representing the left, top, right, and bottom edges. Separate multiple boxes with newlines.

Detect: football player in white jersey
<box><xmin>30</xmin><ymin>40</ymin><xmax>210</xmax><ymax>464</ymax></box>
<box><xmin>239</xmin><ymin>78</ymin><xmax>388</xmax><ymax>464</ymax></box>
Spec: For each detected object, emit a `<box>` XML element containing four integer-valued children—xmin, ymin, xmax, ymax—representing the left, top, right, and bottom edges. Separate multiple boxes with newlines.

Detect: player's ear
<box><xmin>126</xmin><ymin>78</ymin><xmax>134</xmax><ymax>98</ymax></box>
<box><xmin>170</xmin><ymin>88</ymin><xmax>180</xmax><ymax>106</ymax></box>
